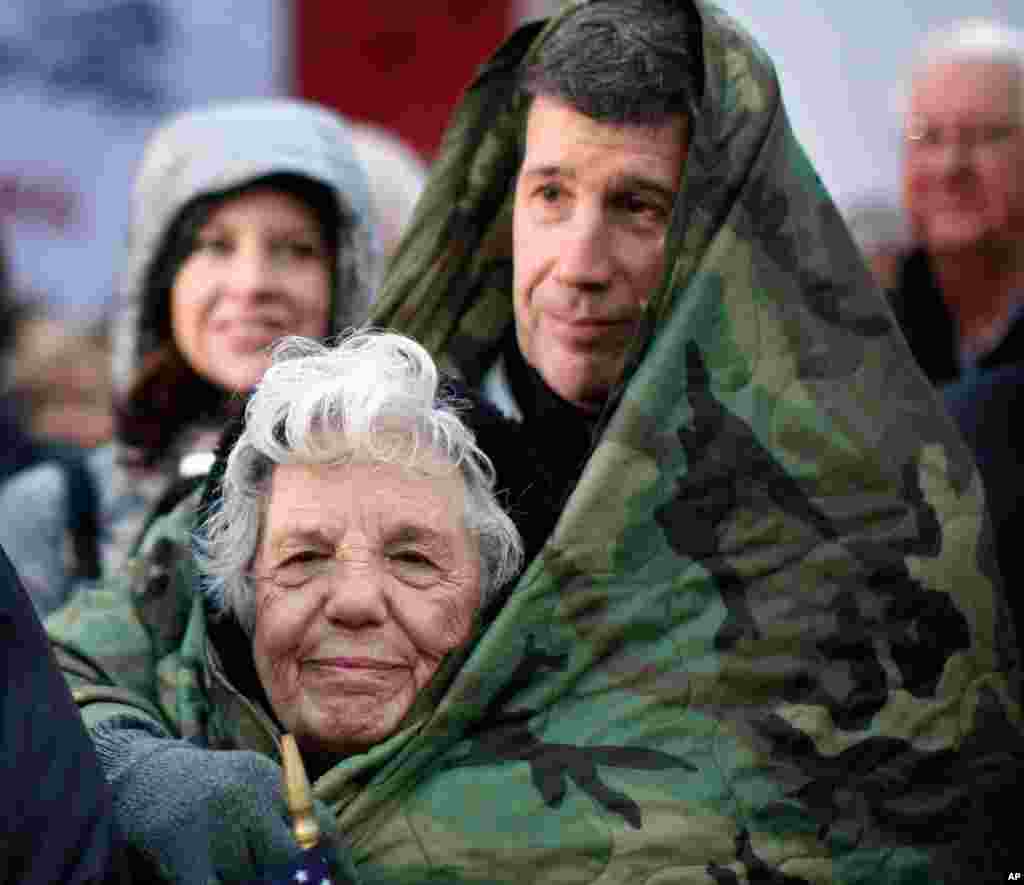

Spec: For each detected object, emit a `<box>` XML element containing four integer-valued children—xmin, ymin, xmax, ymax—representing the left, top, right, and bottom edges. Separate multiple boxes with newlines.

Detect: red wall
<box><xmin>293</xmin><ymin>2</ymin><xmax>515</xmax><ymax>161</ymax></box>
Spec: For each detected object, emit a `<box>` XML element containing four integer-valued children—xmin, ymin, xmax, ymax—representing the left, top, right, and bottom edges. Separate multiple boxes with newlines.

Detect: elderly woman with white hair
<box><xmin>47</xmin><ymin>330</ymin><xmax>522</xmax><ymax>882</ymax></box>
<box><xmin>202</xmin><ymin>331</ymin><xmax>522</xmax><ymax>757</ymax></box>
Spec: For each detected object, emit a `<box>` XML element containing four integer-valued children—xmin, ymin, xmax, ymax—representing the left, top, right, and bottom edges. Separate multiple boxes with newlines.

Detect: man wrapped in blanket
<box><xmin>48</xmin><ymin>1</ymin><xmax>1023</xmax><ymax>882</ymax></box>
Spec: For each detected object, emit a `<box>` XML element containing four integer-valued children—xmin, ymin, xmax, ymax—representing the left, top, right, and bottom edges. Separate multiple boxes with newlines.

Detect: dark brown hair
<box><xmin>518</xmin><ymin>0</ymin><xmax>704</xmax><ymax>126</ymax></box>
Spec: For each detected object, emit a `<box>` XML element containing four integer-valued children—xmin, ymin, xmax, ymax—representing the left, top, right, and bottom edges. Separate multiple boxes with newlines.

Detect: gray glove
<box><xmin>92</xmin><ymin>719</ymin><xmax>348</xmax><ymax>885</ymax></box>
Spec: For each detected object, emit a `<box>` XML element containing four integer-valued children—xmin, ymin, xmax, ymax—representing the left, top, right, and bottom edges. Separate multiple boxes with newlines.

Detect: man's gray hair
<box><xmin>198</xmin><ymin>331</ymin><xmax>523</xmax><ymax>633</ymax></box>
<box><xmin>895</xmin><ymin>19</ymin><xmax>1024</xmax><ymax>118</ymax></box>
<box><xmin>518</xmin><ymin>0</ymin><xmax>703</xmax><ymax>126</ymax></box>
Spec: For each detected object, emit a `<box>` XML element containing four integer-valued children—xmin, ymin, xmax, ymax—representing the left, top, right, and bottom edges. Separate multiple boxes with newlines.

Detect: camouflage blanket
<box><xmin>47</xmin><ymin>1</ymin><xmax>1022</xmax><ymax>883</ymax></box>
<box><xmin>362</xmin><ymin>1</ymin><xmax>1023</xmax><ymax>882</ymax></box>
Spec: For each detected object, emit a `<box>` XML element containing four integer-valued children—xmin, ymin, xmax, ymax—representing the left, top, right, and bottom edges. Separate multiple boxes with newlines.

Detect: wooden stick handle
<box><xmin>281</xmin><ymin>733</ymin><xmax>321</xmax><ymax>850</ymax></box>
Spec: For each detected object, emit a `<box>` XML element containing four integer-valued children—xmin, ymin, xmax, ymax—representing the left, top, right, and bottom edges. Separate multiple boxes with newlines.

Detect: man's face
<box><xmin>903</xmin><ymin>61</ymin><xmax>1024</xmax><ymax>257</ymax></box>
<box><xmin>512</xmin><ymin>96</ymin><xmax>688</xmax><ymax>412</ymax></box>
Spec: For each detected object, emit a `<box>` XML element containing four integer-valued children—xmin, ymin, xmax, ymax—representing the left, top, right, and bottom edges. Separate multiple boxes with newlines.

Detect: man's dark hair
<box><xmin>519</xmin><ymin>0</ymin><xmax>704</xmax><ymax>126</ymax></box>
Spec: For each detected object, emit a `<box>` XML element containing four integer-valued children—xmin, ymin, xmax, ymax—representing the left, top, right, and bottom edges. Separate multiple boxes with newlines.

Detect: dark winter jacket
<box><xmin>890</xmin><ymin>246</ymin><xmax>1024</xmax><ymax>385</ymax></box>
<box><xmin>0</xmin><ymin>545</ymin><xmax>152</xmax><ymax>884</ymax></box>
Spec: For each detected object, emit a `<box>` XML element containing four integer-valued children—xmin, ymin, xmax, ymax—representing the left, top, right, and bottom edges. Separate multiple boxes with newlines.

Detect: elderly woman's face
<box><xmin>251</xmin><ymin>457</ymin><xmax>481</xmax><ymax>756</ymax></box>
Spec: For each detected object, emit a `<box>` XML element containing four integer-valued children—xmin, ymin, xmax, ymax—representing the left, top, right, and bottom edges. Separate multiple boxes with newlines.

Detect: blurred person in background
<box><xmin>350</xmin><ymin>120</ymin><xmax>428</xmax><ymax>274</ymax></box>
<box><xmin>890</xmin><ymin>18</ymin><xmax>1024</xmax><ymax>641</ymax></box>
<box><xmin>0</xmin><ymin>98</ymin><xmax>377</xmax><ymax>615</ymax></box>
<box><xmin>2</xmin><ymin>233</ymin><xmax>111</xmax><ymax>617</ymax></box>
<box><xmin>7</xmin><ymin>312</ymin><xmax>114</xmax><ymax>449</ymax></box>
<box><xmin>891</xmin><ymin>18</ymin><xmax>1024</xmax><ymax>386</ymax></box>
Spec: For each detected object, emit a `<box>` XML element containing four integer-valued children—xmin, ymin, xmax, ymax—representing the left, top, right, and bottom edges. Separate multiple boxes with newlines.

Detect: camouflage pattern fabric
<box><xmin>47</xmin><ymin>2</ymin><xmax>1022</xmax><ymax>883</ymax></box>
<box><xmin>364</xmin><ymin>1</ymin><xmax>1023</xmax><ymax>881</ymax></box>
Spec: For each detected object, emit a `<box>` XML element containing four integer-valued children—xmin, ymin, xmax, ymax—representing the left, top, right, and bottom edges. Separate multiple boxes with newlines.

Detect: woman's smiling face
<box><xmin>250</xmin><ymin>457</ymin><xmax>481</xmax><ymax>756</ymax></box>
<box><xmin>170</xmin><ymin>186</ymin><xmax>333</xmax><ymax>394</ymax></box>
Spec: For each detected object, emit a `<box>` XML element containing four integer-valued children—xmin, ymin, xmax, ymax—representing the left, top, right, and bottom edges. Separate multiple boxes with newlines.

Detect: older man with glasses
<box><xmin>892</xmin><ymin>18</ymin><xmax>1024</xmax><ymax>385</ymax></box>
<box><xmin>891</xmin><ymin>18</ymin><xmax>1024</xmax><ymax>654</ymax></box>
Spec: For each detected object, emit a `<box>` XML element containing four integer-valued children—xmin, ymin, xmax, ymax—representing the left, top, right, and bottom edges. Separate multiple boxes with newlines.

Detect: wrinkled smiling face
<box><xmin>251</xmin><ymin>458</ymin><xmax>481</xmax><ymax>756</ymax></box>
<box><xmin>170</xmin><ymin>186</ymin><xmax>333</xmax><ymax>394</ymax></box>
<box><xmin>512</xmin><ymin>96</ymin><xmax>688</xmax><ymax>412</ymax></box>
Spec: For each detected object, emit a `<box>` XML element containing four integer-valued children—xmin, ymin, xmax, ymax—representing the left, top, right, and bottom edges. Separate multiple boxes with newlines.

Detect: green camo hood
<box><xmin>359</xmin><ymin>1</ymin><xmax>1023</xmax><ymax>881</ymax></box>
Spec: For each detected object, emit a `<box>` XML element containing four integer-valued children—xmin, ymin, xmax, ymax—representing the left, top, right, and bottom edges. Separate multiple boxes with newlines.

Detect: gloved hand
<box><xmin>91</xmin><ymin>719</ymin><xmax>349</xmax><ymax>884</ymax></box>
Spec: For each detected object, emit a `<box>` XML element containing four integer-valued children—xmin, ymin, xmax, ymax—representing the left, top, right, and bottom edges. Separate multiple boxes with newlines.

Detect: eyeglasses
<box><xmin>905</xmin><ymin>118</ymin><xmax>1020</xmax><ymax>157</ymax></box>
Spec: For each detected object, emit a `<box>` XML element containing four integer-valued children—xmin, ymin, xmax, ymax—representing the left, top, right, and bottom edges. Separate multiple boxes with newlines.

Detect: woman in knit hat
<box><xmin>0</xmin><ymin>98</ymin><xmax>377</xmax><ymax>613</ymax></box>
